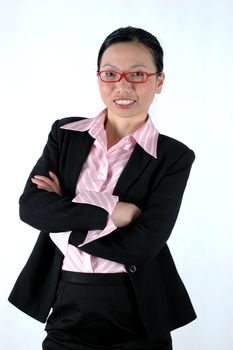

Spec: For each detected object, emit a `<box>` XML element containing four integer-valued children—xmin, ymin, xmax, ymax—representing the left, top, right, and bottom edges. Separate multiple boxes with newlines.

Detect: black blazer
<box><xmin>9</xmin><ymin>117</ymin><xmax>197</xmax><ymax>341</ymax></box>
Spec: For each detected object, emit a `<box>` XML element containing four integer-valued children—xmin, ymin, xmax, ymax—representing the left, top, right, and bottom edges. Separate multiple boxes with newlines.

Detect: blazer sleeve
<box><xmin>19</xmin><ymin>120</ymin><xmax>108</xmax><ymax>232</ymax></box>
<box><xmin>78</xmin><ymin>148</ymin><xmax>195</xmax><ymax>266</ymax></box>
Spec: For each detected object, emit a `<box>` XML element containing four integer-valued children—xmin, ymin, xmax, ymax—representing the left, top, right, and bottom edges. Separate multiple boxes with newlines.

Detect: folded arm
<box><xmin>31</xmin><ymin>171</ymin><xmax>141</xmax><ymax>237</ymax></box>
<box><xmin>77</xmin><ymin>149</ymin><xmax>195</xmax><ymax>266</ymax></box>
<box><xmin>19</xmin><ymin>120</ymin><xmax>108</xmax><ymax>232</ymax></box>
<box><xmin>21</xmin><ymin>120</ymin><xmax>141</xmax><ymax>234</ymax></box>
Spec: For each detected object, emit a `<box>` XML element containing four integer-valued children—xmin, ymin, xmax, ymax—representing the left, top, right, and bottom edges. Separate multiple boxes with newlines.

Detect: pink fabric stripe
<box><xmin>78</xmin><ymin>216</ymin><xmax>117</xmax><ymax>247</ymax></box>
<box><xmin>73</xmin><ymin>191</ymin><xmax>118</xmax><ymax>215</ymax></box>
<box><xmin>52</xmin><ymin>110</ymin><xmax>159</xmax><ymax>273</ymax></box>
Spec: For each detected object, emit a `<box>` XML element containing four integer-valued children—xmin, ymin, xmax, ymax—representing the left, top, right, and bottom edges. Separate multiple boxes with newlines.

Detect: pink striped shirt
<box><xmin>50</xmin><ymin>109</ymin><xmax>159</xmax><ymax>273</ymax></box>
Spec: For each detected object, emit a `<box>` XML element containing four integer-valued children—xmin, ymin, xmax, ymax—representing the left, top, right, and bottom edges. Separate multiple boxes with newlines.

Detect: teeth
<box><xmin>115</xmin><ymin>99</ymin><xmax>135</xmax><ymax>105</ymax></box>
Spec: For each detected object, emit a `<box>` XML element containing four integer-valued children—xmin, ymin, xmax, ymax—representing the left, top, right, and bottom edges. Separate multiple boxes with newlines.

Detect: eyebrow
<box><xmin>102</xmin><ymin>63</ymin><xmax>147</xmax><ymax>70</ymax></box>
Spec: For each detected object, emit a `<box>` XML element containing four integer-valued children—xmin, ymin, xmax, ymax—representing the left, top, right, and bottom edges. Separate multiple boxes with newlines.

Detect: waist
<box><xmin>61</xmin><ymin>270</ymin><xmax>130</xmax><ymax>285</ymax></box>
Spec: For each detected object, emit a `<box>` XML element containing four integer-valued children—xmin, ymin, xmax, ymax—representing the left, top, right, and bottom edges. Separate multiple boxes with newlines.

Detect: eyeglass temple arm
<box><xmin>149</xmin><ymin>71</ymin><xmax>162</xmax><ymax>76</ymax></box>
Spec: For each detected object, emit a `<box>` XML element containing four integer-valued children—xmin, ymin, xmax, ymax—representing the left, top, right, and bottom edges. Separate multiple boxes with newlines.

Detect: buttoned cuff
<box><xmin>72</xmin><ymin>191</ymin><xmax>118</xmax><ymax>215</ymax></box>
<box><xmin>49</xmin><ymin>231</ymin><xmax>71</xmax><ymax>255</ymax></box>
<box><xmin>72</xmin><ymin>191</ymin><xmax>118</xmax><ymax>246</ymax></box>
<box><xmin>78</xmin><ymin>216</ymin><xmax>117</xmax><ymax>247</ymax></box>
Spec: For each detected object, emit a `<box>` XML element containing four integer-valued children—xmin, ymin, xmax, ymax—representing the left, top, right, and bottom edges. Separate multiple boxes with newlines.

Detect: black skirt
<box><xmin>42</xmin><ymin>271</ymin><xmax>172</xmax><ymax>350</ymax></box>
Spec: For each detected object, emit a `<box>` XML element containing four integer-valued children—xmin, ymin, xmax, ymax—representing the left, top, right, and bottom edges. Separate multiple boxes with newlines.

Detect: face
<box><xmin>98</xmin><ymin>41</ymin><xmax>164</xmax><ymax>122</ymax></box>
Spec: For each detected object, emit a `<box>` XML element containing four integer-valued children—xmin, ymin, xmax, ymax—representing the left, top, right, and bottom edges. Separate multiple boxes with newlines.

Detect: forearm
<box><xmin>75</xmin><ymin>201</ymin><xmax>180</xmax><ymax>266</ymax></box>
<box><xmin>74</xmin><ymin>149</ymin><xmax>195</xmax><ymax>265</ymax></box>
<box><xmin>19</xmin><ymin>119</ymin><xmax>108</xmax><ymax>233</ymax></box>
<box><xmin>19</xmin><ymin>189</ymin><xmax>108</xmax><ymax>232</ymax></box>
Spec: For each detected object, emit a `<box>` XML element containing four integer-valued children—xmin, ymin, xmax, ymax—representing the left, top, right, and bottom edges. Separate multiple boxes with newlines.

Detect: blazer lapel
<box><xmin>63</xmin><ymin>132</ymin><xmax>154</xmax><ymax>198</ymax></box>
<box><xmin>61</xmin><ymin>131</ymin><xmax>95</xmax><ymax>196</ymax></box>
<box><xmin>113</xmin><ymin>144</ymin><xmax>153</xmax><ymax>198</ymax></box>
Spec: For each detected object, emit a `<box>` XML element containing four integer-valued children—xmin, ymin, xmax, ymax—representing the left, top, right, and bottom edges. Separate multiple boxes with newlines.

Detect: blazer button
<box><xmin>129</xmin><ymin>265</ymin><xmax>137</xmax><ymax>273</ymax></box>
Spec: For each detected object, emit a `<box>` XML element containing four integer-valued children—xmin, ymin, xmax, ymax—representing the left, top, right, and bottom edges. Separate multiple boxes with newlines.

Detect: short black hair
<box><xmin>97</xmin><ymin>26</ymin><xmax>164</xmax><ymax>74</ymax></box>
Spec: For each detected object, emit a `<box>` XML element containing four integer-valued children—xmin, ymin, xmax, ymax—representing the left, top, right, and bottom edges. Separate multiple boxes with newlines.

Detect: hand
<box><xmin>111</xmin><ymin>202</ymin><xmax>142</xmax><ymax>228</ymax></box>
<box><xmin>31</xmin><ymin>171</ymin><xmax>63</xmax><ymax>196</ymax></box>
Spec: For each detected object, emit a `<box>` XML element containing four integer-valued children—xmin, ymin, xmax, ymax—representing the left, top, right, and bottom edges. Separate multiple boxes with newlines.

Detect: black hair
<box><xmin>97</xmin><ymin>26</ymin><xmax>164</xmax><ymax>74</ymax></box>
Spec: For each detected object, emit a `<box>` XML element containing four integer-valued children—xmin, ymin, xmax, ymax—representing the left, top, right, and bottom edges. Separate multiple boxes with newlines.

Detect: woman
<box><xmin>9</xmin><ymin>26</ymin><xmax>196</xmax><ymax>349</ymax></box>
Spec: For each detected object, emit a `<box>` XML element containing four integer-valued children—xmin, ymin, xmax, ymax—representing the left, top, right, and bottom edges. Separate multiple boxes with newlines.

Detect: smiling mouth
<box><xmin>114</xmin><ymin>99</ymin><xmax>136</xmax><ymax>106</ymax></box>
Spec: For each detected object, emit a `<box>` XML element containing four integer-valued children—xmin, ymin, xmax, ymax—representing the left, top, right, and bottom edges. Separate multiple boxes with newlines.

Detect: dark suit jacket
<box><xmin>9</xmin><ymin>117</ymin><xmax>197</xmax><ymax>341</ymax></box>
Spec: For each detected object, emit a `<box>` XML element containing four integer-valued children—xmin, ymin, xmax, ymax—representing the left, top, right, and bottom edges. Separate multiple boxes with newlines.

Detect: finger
<box><xmin>33</xmin><ymin>175</ymin><xmax>55</xmax><ymax>186</ymax></box>
<box><xmin>31</xmin><ymin>178</ymin><xmax>56</xmax><ymax>192</ymax></box>
<box><xmin>49</xmin><ymin>171</ymin><xmax>62</xmax><ymax>196</ymax></box>
<box><xmin>31</xmin><ymin>176</ymin><xmax>62</xmax><ymax>195</ymax></box>
<box><xmin>49</xmin><ymin>171</ymin><xmax>60</xmax><ymax>186</ymax></box>
<box><xmin>33</xmin><ymin>174</ymin><xmax>60</xmax><ymax>191</ymax></box>
<box><xmin>33</xmin><ymin>177</ymin><xmax>56</xmax><ymax>190</ymax></box>
<box><xmin>32</xmin><ymin>183</ymin><xmax>53</xmax><ymax>192</ymax></box>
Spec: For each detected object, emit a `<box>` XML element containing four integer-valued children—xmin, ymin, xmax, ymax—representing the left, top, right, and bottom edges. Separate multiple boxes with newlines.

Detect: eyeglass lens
<box><xmin>100</xmin><ymin>71</ymin><xmax>148</xmax><ymax>82</ymax></box>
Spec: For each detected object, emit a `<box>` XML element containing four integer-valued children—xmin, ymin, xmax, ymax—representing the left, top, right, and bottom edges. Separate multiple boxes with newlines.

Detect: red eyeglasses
<box><xmin>98</xmin><ymin>70</ymin><xmax>160</xmax><ymax>83</ymax></box>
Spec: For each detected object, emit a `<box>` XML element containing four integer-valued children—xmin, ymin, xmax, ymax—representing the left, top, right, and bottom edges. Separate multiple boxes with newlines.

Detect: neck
<box><xmin>105</xmin><ymin>110</ymin><xmax>148</xmax><ymax>148</ymax></box>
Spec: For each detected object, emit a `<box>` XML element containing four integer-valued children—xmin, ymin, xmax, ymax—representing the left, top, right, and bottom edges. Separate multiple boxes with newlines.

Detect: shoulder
<box><xmin>49</xmin><ymin>117</ymin><xmax>87</xmax><ymax>135</ymax></box>
<box><xmin>158</xmin><ymin>133</ymin><xmax>195</xmax><ymax>163</ymax></box>
<box><xmin>47</xmin><ymin>117</ymin><xmax>90</xmax><ymax>146</ymax></box>
<box><xmin>57</xmin><ymin>116</ymin><xmax>87</xmax><ymax>128</ymax></box>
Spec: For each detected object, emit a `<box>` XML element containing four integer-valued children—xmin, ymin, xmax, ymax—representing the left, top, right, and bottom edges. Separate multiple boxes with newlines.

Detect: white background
<box><xmin>0</xmin><ymin>0</ymin><xmax>233</xmax><ymax>349</ymax></box>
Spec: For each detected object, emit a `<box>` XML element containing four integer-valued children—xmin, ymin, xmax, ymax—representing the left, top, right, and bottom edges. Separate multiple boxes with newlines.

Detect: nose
<box><xmin>115</xmin><ymin>76</ymin><xmax>134</xmax><ymax>92</ymax></box>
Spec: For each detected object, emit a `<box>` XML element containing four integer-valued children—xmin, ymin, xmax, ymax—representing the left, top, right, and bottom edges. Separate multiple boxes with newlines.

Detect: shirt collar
<box><xmin>60</xmin><ymin>109</ymin><xmax>105</xmax><ymax>135</ymax></box>
<box><xmin>130</xmin><ymin>116</ymin><xmax>159</xmax><ymax>158</ymax></box>
<box><xmin>61</xmin><ymin>109</ymin><xmax>159</xmax><ymax>158</ymax></box>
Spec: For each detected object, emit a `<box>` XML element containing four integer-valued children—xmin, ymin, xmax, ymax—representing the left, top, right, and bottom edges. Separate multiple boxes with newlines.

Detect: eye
<box><xmin>131</xmin><ymin>71</ymin><xmax>145</xmax><ymax>77</ymax></box>
<box><xmin>100</xmin><ymin>71</ymin><xmax>119</xmax><ymax>81</ymax></box>
<box><xmin>103</xmin><ymin>71</ymin><xmax>117</xmax><ymax>78</ymax></box>
<box><xmin>127</xmin><ymin>71</ymin><xmax>147</xmax><ymax>82</ymax></box>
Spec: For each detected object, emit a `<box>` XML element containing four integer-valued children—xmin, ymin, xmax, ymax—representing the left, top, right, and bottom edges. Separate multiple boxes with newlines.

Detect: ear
<box><xmin>155</xmin><ymin>72</ymin><xmax>165</xmax><ymax>94</ymax></box>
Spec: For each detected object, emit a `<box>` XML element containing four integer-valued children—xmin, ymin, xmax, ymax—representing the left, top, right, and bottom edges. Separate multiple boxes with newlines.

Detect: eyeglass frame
<box><xmin>97</xmin><ymin>70</ymin><xmax>161</xmax><ymax>84</ymax></box>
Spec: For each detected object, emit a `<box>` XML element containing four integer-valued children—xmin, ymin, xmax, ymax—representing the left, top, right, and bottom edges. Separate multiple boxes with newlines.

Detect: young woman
<box><xmin>9</xmin><ymin>26</ymin><xmax>196</xmax><ymax>349</ymax></box>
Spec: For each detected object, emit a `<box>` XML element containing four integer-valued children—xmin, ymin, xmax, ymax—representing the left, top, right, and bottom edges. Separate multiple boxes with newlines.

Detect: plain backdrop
<box><xmin>0</xmin><ymin>0</ymin><xmax>233</xmax><ymax>349</ymax></box>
